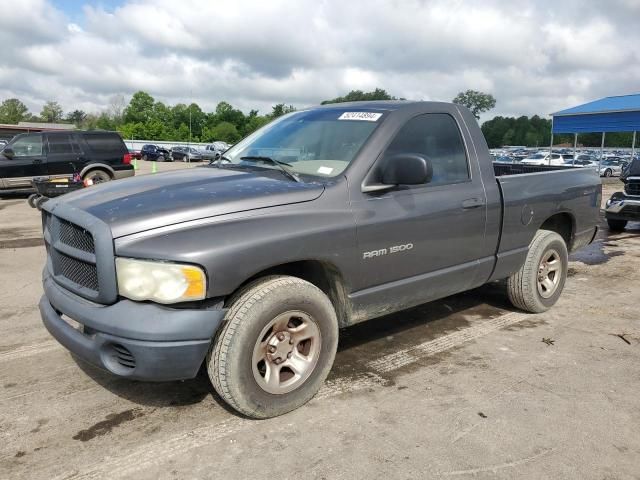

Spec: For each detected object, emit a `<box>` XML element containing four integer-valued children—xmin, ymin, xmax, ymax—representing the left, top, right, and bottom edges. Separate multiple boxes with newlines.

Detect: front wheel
<box><xmin>207</xmin><ymin>276</ymin><xmax>338</xmax><ymax>419</ymax></box>
<box><xmin>507</xmin><ymin>229</ymin><xmax>568</xmax><ymax>313</ymax></box>
<box><xmin>604</xmin><ymin>169</ymin><xmax>612</xmax><ymax>177</ymax></box>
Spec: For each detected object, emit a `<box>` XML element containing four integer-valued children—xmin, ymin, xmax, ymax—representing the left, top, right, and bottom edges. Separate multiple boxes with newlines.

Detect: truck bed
<box><xmin>493</xmin><ymin>162</ymin><xmax>582</xmax><ymax>176</ymax></box>
<box><xmin>489</xmin><ymin>166</ymin><xmax>602</xmax><ymax>282</ymax></box>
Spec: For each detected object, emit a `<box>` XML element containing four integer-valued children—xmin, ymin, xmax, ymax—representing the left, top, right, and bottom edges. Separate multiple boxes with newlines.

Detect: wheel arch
<box><xmin>538</xmin><ymin>212</ymin><xmax>575</xmax><ymax>248</ymax></box>
<box><xmin>80</xmin><ymin>163</ymin><xmax>115</xmax><ymax>179</ymax></box>
<box><xmin>230</xmin><ymin>259</ymin><xmax>351</xmax><ymax>328</ymax></box>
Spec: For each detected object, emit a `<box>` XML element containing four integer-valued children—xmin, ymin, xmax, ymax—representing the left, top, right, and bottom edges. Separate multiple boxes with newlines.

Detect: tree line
<box><xmin>0</xmin><ymin>93</ymin><xmax>296</xmax><ymax>144</ymax></box>
<box><xmin>0</xmin><ymin>88</ymin><xmax>635</xmax><ymax>147</ymax></box>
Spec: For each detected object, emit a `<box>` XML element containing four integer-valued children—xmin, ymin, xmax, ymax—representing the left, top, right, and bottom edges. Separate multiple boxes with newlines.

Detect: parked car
<box><xmin>605</xmin><ymin>157</ymin><xmax>640</xmax><ymax>230</ymax></box>
<box><xmin>140</xmin><ymin>144</ymin><xmax>171</xmax><ymax>162</ymax></box>
<box><xmin>171</xmin><ymin>146</ymin><xmax>204</xmax><ymax>162</ymax></box>
<box><xmin>38</xmin><ymin>101</ymin><xmax>600</xmax><ymax>419</ymax></box>
<box><xmin>205</xmin><ymin>141</ymin><xmax>230</xmax><ymax>158</ymax></box>
<box><xmin>0</xmin><ymin>131</ymin><xmax>134</xmax><ymax>192</ymax></box>
<box><xmin>599</xmin><ymin>157</ymin><xmax>626</xmax><ymax>177</ymax></box>
<box><xmin>492</xmin><ymin>155</ymin><xmax>514</xmax><ymax>163</ymax></box>
<box><xmin>127</xmin><ymin>148</ymin><xmax>142</xmax><ymax>161</ymax></box>
<box><xmin>521</xmin><ymin>152</ymin><xmax>565</xmax><ymax>166</ymax></box>
<box><xmin>566</xmin><ymin>159</ymin><xmax>598</xmax><ymax>169</ymax></box>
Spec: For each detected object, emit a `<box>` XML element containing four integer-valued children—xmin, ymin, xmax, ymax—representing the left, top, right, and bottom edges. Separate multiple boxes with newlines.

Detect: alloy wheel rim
<box><xmin>251</xmin><ymin>310</ymin><xmax>321</xmax><ymax>395</ymax></box>
<box><xmin>537</xmin><ymin>249</ymin><xmax>562</xmax><ymax>298</ymax></box>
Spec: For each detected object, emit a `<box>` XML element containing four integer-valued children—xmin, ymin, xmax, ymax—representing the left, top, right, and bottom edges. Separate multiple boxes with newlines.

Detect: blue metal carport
<box><xmin>551</xmin><ymin>94</ymin><xmax>640</xmax><ymax>164</ymax></box>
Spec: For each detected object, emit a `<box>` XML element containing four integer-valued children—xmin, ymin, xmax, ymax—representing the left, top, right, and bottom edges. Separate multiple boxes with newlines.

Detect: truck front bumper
<box><xmin>605</xmin><ymin>193</ymin><xmax>640</xmax><ymax>221</ymax></box>
<box><xmin>39</xmin><ymin>272</ymin><xmax>227</xmax><ymax>381</ymax></box>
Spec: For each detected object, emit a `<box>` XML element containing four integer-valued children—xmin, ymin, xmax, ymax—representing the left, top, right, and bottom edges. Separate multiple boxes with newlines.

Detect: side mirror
<box><xmin>2</xmin><ymin>147</ymin><xmax>14</xmax><ymax>159</ymax></box>
<box><xmin>362</xmin><ymin>154</ymin><xmax>432</xmax><ymax>193</ymax></box>
<box><xmin>382</xmin><ymin>154</ymin><xmax>432</xmax><ymax>185</ymax></box>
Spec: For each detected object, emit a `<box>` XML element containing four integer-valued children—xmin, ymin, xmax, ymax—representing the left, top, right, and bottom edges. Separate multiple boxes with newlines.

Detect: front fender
<box><xmin>113</xmin><ymin>183</ymin><xmax>359</xmax><ymax>299</ymax></box>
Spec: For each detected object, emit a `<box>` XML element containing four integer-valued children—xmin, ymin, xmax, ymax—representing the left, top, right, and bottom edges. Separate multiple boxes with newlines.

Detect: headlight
<box><xmin>115</xmin><ymin>258</ymin><xmax>207</xmax><ymax>304</ymax></box>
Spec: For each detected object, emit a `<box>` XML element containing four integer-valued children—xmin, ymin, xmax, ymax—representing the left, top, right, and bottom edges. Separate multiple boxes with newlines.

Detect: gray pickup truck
<box><xmin>39</xmin><ymin>101</ymin><xmax>601</xmax><ymax>418</ymax></box>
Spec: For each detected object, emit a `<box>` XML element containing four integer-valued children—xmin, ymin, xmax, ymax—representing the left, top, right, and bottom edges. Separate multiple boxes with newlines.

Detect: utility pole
<box><xmin>188</xmin><ymin>89</ymin><xmax>192</xmax><ymax>164</ymax></box>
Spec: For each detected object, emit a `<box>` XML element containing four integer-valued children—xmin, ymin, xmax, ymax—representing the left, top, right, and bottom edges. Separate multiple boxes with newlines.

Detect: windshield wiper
<box><xmin>239</xmin><ymin>156</ymin><xmax>301</xmax><ymax>183</ymax></box>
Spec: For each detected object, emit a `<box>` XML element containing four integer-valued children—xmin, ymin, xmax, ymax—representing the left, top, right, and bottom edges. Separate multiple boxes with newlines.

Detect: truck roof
<box><xmin>312</xmin><ymin>100</ymin><xmax>456</xmax><ymax>111</ymax></box>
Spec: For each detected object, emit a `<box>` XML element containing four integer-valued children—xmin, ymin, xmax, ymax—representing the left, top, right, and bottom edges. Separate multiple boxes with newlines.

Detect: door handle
<box><xmin>32</xmin><ymin>158</ymin><xmax>43</xmax><ymax>164</ymax></box>
<box><xmin>461</xmin><ymin>198</ymin><xmax>486</xmax><ymax>209</ymax></box>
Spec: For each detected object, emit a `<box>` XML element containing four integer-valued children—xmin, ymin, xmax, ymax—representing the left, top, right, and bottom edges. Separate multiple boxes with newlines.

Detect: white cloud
<box><xmin>0</xmin><ymin>0</ymin><xmax>637</xmax><ymax>121</ymax></box>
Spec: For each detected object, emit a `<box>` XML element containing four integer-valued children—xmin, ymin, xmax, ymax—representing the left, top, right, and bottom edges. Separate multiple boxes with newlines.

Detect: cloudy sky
<box><xmin>0</xmin><ymin>0</ymin><xmax>638</xmax><ymax>121</ymax></box>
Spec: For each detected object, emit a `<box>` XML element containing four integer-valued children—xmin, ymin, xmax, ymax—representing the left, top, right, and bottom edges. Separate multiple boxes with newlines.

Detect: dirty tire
<box><xmin>507</xmin><ymin>229</ymin><xmax>568</xmax><ymax>313</ymax></box>
<box><xmin>607</xmin><ymin>219</ymin><xmax>627</xmax><ymax>232</ymax></box>
<box><xmin>83</xmin><ymin>169</ymin><xmax>111</xmax><ymax>184</ymax></box>
<box><xmin>207</xmin><ymin>275</ymin><xmax>338</xmax><ymax>419</ymax></box>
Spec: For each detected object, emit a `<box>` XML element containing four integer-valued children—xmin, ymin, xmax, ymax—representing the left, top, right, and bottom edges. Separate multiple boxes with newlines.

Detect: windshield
<box><xmin>220</xmin><ymin>108</ymin><xmax>383</xmax><ymax>178</ymax></box>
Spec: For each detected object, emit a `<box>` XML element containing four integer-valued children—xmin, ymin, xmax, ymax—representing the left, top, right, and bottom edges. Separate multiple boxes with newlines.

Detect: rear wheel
<box><xmin>207</xmin><ymin>276</ymin><xmax>338</xmax><ymax>419</ymax></box>
<box><xmin>183</xmin><ymin>155</ymin><xmax>189</xmax><ymax>162</ymax></box>
<box><xmin>507</xmin><ymin>229</ymin><xmax>568</xmax><ymax>313</ymax></box>
<box><xmin>142</xmin><ymin>154</ymin><xmax>148</xmax><ymax>161</ymax></box>
<box><xmin>83</xmin><ymin>169</ymin><xmax>111</xmax><ymax>184</ymax></box>
<box><xmin>604</xmin><ymin>169</ymin><xmax>612</xmax><ymax>177</ymax></box>
<box><xmin>607</xmin><ymin>219</ymin><xmax>627</xmax><ymax>232</ymax></box>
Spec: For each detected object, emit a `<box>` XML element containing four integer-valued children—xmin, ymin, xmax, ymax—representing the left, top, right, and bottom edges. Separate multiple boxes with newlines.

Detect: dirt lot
<box><xmin>1</xmin><ymin>171</ymin><xmax>639</xmax><ymax>479</ymax></box>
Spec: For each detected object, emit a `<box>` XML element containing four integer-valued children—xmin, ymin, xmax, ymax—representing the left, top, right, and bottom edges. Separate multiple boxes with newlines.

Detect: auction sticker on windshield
<box><xmin>338</xmin><ymin>112</ymin><xmax>383</xmax><ymax>121</ymax></box>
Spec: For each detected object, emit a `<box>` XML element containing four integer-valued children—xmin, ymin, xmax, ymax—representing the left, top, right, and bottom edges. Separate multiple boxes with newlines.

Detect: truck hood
<box><xmin>58</xmin><ymin>167</ymin><xmax>325</xmax><ymax>238</ymax></box>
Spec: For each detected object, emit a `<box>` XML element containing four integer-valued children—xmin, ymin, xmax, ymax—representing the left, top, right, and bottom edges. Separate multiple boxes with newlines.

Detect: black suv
<box><xmin>140</xmin><ymin>144</ymin><xmax>171</xmax><ymax>162</ymax></box>
<box><xmin>0</xmin><ymin>131</ymin><xmax>134</xmax><ymax>192</ymax></box>
<box><xmin>605</xmin><ymin>158</ymin><xmax>640</xmax><ymax>231</ymax></box>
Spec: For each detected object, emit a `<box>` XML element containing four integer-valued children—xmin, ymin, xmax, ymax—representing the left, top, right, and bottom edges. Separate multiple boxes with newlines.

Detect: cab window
<box><xmin>10</xmin><ymin>135</ymin><xmax>43</xmax><ymax>157</ymax></box>
<box><xmin>384</xmin><ymin>114</ymin><xmax>469</xmax><ymax>186</ymax></box>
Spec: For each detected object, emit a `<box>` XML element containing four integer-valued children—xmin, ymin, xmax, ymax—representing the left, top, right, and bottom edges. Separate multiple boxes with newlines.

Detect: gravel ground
<box><xmin>0</xmin><ymin>171</ymin><xmax>638</xmax><ymax>480</ymax></box>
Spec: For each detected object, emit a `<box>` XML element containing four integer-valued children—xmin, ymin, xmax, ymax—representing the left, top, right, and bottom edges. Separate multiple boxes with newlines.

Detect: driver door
<box><xmin>1</xmin><ymin>134</ymin><xmax>47</xmax><ymax>188</ymax></box>
<box><xmin>349</xmin><ymin>113</ymin><xmax>489</xmax><ymax>315</ymax></box>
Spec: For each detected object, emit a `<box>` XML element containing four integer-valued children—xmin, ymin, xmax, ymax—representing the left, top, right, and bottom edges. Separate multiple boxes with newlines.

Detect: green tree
<box><xmin>212</xmin><ymin>101</ymin><xmax>246</xmax><ymax>130</ymax></box>
<box><xmin>95</xmin><ymin>112</ymin><xmax>116</xmax><ymax>130</ymax></box>
<box><xmin>321</xmin><ymin>88</ymin><xmax>394</xmax><ymax>104</ymax></box>
<box><xmin>452</xmin><ymin>90</ymin><xmax>496</xmax><ymax>119</ymax></box>
<box><xmin>40</xmin><ymin>101</ymin><xmax>64</xmax><ymax>122</ymax></box>
<box><xmin>118</xmin><ymin>122</ymin><xmax>147</xmax><ymax>140</ymax></box>
<box><xmin>242</xmin><ymin>113</ymin><xmax>271</xmax><ymax>136</ymax></box>
<box><xmin>143</xmin><ymin>119</ymin><xmax>169</xmax><ymax>140</ymax></box>
<box><xmin>209</xmin><ymin>121</ymin><xmax>240</xmax><ymax>143</ymax></box>
<box><xmin>123</xmin><ymin>91</ymin><xmax>155</xmax><ymax>123</ymax></box>
<box><xmin>0</xmin><ymin>98</ymin><xmax>30</xmax><ymax>124</ymax></box>
<box><xmin>65</xmin><ymin>109</ymin><xmax>87</xmax><ymax>127</ymax></box>
<box><xmin>270</xmin><ymin>104</ymin><xmax>296</xmax><ymax>118</ymax></box>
